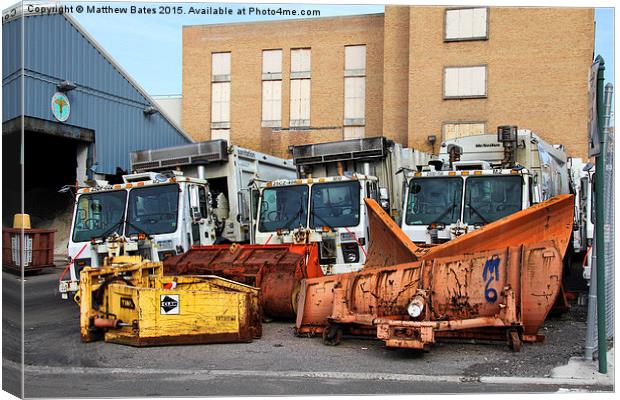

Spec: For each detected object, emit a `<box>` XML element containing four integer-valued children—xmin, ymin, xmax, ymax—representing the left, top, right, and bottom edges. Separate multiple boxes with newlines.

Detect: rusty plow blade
<box><xmin>164</xmin><ymin>244</ymin><xmax>323</xmax><ymax>319</ymax></box>
<box><xmin>296</xmin><ymin>195</ymin><xmax>574</xmax><ymax>351</ymax></box>
<box><xmin>364</xmin><ymin>194</ymin><xmax>574</xmax><ymax>267</ymax></box>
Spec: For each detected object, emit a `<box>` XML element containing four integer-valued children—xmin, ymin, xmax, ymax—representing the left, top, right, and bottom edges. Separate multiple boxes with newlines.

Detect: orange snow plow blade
<box><xmin>364</xmin><ymin>194</ymin><xmax>574</xmax><ymax>267</ymax></box>
<box><xmin>296</xmin><ymin>195</ymin><xmax>574</xmax><ymax>350</ymax></box>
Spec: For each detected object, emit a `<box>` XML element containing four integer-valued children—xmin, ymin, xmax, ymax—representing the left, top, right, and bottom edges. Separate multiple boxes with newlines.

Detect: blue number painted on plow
<box><xmin>483</xmin><ymin>256</ymin><xmax>500</xmax><ymax>303</ymax></box>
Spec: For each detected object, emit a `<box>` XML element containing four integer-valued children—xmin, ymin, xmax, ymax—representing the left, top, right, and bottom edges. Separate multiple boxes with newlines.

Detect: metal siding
<box><xmin>3</xmin><ymin>15</ymin><xmax>189</xmax><ymax>174</ymax></box>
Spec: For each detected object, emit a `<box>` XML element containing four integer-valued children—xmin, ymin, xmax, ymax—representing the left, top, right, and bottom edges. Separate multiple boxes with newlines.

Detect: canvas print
<box><xmin>1</xmin><ymin>0</ymin><xmax>615</xmax><ymax>398</ymax></box>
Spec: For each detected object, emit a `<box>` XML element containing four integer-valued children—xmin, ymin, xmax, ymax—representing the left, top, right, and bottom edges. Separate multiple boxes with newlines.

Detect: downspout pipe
<box><xmin>594</xmin><ymin>55</ymin><xmax>607</xmax><ymax>374</ymax></box>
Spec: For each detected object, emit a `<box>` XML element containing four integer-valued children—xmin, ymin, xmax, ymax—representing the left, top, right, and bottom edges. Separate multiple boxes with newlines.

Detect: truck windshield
<box><xmin>464</xmin><ymin>175</ymin><xmax>523</xmax><ymax>225</ymax></box>
<box><xmin>405</xmin><ymin>177</ymin><xmax>463</xmax><ymax>225</ymax></box>
<box><xmin>310</xmin><ymin>181</ymin><xmax>360</xmax><ymax>228</ymax></box>
<box><xmin>72</xmin><ymin>190</ymin><xmax>127</xmax><ymax>242</ymax></box>
<box><xmin>126</xmin><ymin>184</ymin><xmax>180</xmax><ymax>236</ymax></box>
<box><xmin>258</xmin><ymin>185</ymin><xmax>309</xmax><ymax>232</ymax></box>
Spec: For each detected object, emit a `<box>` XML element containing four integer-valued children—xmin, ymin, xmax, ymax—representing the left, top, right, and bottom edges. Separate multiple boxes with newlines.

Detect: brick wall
<box><xmin>183</xmin><ymin>7</ymin><xmax>595</xmax><ymax>158</ymax></box>
<box><xmin>407</xmin><ymin>7</ymin><xmax>594</xmax><ymax>158</ymax></box>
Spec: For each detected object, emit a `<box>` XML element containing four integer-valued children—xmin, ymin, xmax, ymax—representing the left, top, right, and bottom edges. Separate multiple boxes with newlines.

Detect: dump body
<box><xmin>131</xmin><ymin>140</ymin><xmax>297</xmax><ymax>243</ymax></box>
<box><xmin>79</xmin><ymin>259</ymin><xmax>262</xmax><ymax>346</ymax></box>
<box><xmin>164</xmin><ymin>243</ymin><xmax>323</xmax><ymax>318</ymax></box>
<box><xmin>296</xmin><ymin>196</ymin><xmax>574</xmax><ymax>350</ymax></box>
<box><xmin>291</xmin><ymin>136</ymin><xmax>430</xmax><ymax>223</ymax></box>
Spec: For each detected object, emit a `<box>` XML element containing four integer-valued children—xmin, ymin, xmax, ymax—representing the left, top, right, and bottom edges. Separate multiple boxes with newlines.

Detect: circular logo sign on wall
<box><xmin>51</xmin><ymin>92</ymin><xmax>70</xmax><ymax>122</ymax></box>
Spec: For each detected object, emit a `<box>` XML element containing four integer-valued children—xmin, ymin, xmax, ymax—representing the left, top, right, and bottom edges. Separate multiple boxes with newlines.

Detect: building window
<box><xmin>290</xmin><ymin>49</ymin><xmax>311</xmax><ymax>127</ymax></box>
<box><xmin>343</xmin><ymin>126</ymin><xmax>365</xmax><ymax>140</ymax></box>
<box><xmin>344</xmin><ymin>45</ymin><xmax>366</xmax><ymax>77</ymax></box>
<box><xmin>262</xmin><ymin>49</ymin><xmax>282</xmax><ymax>80</ymax></box>
<box><xmin>212</xmin><ymin>52</ymin><xmax>231</xmax><ymax>82</ymax></box>
<box><xmin>344</xmin><ymin>45</ymin><xmax>366</xmax><ymax>138</ymax></box>
<box><xmin>262</xmin><ymin>50</ymin><xmax>282</xmax><ymax>127</ymax></box>
<box><xmin>445</xmin><ymin>8</ymin><xmax>488</xmax><ymax>41</ymax></box>
<box><xmin>211</xmin><ymin>52</ymin><xmax>231</xmax><ymax>136</ymax></box>
<box><xmin>442</xmin><ymin>122</ymin><xmax>486</xmax><ymax>140</ymax></box>
<box><xmin>443</xmin><ymin>65</ymin><xmax>487</xmax><ymax>99</ymax></box>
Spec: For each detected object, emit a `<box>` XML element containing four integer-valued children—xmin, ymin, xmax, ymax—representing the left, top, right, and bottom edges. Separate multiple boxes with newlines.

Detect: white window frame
<box><xmin>211</xmin><ymin>81</ymin><xmax>230</xmax><ymax>129</ymax></box>
<box><xmin>444</xmin><ymin>8</ymin><xmax>488</xmax><ymax>42</ymax></box>
<box><xmin>261</xmin><ymin>49</ymin><xmax>283</xmax><ymax>127</ymax></box>
<box><xmin>344</xmin><ymin>45</ymin><xmax>366</xmax><ymax>77</ymax></box>
<box><xmin>443</xmin><ymin>65</ymin><xmax>487</xmax><ymax>99</ymax></box>
<box><xmin>262</xmin><ymin>80</ymin><xmax>282</xmax><ymax>128</ymax></box>
<box><xmin>343</xmin><ymin>76</ymin><xmax>365</xmax><ymax>126</ymax></box>
<box><xmin>290</xmin><ymin>78</ymin><xmax>311</xmax><ymax>128</ymax></box>
<box><xmin>291</xmin><ymin>48</ymin><xmax>311</xmax><ymax>79</ymax></box>
<box><xmin>442</xmin><ymin>121</ymin><xmax>487</xmax><ymax>140</ymax></box>
<box><xmin>343</xmin><ymin>126</ymin><xmax>365</xmax><ymax>140</ymax></box>
<box><xmin>262</xmin><ymin>49</ymin><xmax>282</xmax><ymax>81</ymax></box>
<box><xmin>212</xmin><ymin>52</ymin><xmax>231</xmax><ymax>82</ymax></box>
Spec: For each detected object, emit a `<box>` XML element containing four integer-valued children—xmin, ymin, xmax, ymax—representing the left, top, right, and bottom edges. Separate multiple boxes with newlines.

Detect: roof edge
<box><xmin>60</xmin><ymin>12</ymin><xmax>194</xmax><ymax>144</ymax></box>
<box><xmin>182</xmin><ymin>12</ymin><xmax>385</xmax><ymax>29</ymax></box>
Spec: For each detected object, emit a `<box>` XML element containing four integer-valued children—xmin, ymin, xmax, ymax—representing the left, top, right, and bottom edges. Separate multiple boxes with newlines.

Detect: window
<box><xmin>344</xmin><ymin>45</ymin><xmax>366</xmax><ymax>76</ymax></box>
<box><xmin>211</xmin><ymin>52</ymin><xmax>231</xmax><ymax>136</ymax></box>
<box><xmin>291</xmin><ymin>49</ymin><xmax>311</xmax><ymax>78</ymax></box>
<box><xmin>310</xmin><ymin>181</ymin><xmax>361</xmax><ymax>228</ymax></box>
<box><xmin>258</xmin><ymin>185</ymin><xmax>309</xmax><ymax>232</ymax></box>
<box><xmin>405</xmin><ymin>177</ymin><xmax>463</xmax><ymax>226</ymax></box>
<box><xmin>72</xmin><ymin>190</ymin><xmax>128</xmax><ymax>242</ymax></box>
<box><xmin>290</xmin><ymin>49</ymin><xmax>311</xmax><ymax>127</ymax></box>
<box><xmin>262</xmin><ymin>49</ymin><xmax>282</xmax><ymax>80</ymax></box>
<box><xmin>445</xmin><ymin>8</ymin><xmax>488</xmax><ymax>41</ymax></box>
<box><xmin>262</xmin><ymin>50</ymin><xmax>282</xmax><ymax>127</ymax></box>
<box><xmin>343</xmin><ymin>127</ymin><xmax>365</xmax><ymax>140</ymax></box>
<box><xmin>211</xmin><ymin>81</ymin><xmax>230</xmax><ymax>128</ymax></box>
<box><xmin>443</xmin><ymin>122</ymin><xmax>486</xmax><ymax>140</ymax></box>
<box><xmin>344</xmin><ymin>76</ymin><xmax>365</xmax><ymax>125</ymax></box>
<box><xmin>212</xmin><ymin>52</ymin><xmax>231</xmax><ymax>81</ymax></box>
<box><xmin>126</xmin><ymin>184</ymin><xmax>180</xmax><ymax>236</ymax></box>
<box><xmin>290</xmin><ymin>79</ymin><xmax>310</xmax><ymax>127</ymax></box>
<box><xmin>344</xmin><ymin>45</ymin><xmax>366</xmax><ymax>137</ymax></box>
<box><xmin>262</xmin><ymin>80</ymin><xmax>282</xmax><ymax>127</ymax></box>
<box><xmin>444</xmin><ymin>65</ymin><xmax>486</xmax><ymax>99</ymax></box>
<box><xmin>464</xmin><ymin>176</ymin><xmax>523</xmax><ymax>225</ymax></box>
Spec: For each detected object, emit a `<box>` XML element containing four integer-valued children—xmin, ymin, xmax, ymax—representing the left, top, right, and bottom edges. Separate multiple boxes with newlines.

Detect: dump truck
<box><xmin>60</xmin><ymin>140</ymin><xmax>295</xmax><ymax>298</ymax></box>
<box><xmin>401</xmin><ymin>126</ymin><xmax>578</xmax><ymax>245</ymax></box>
<box><xmin>296</xmin><ymin>194</ymin><xmax>574</xmax><ymax>352</ymax></box>
<box><xmin>251</xmin><ymin>137</ymin><xmax>430</xmax><ymax>274</ymax></box>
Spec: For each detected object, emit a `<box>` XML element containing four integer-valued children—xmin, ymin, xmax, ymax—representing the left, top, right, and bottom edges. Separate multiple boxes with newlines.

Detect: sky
<box><xmin>65</xmin><ymin>2</ymin><xmax>614</xmax><ymax>96</ymax></box>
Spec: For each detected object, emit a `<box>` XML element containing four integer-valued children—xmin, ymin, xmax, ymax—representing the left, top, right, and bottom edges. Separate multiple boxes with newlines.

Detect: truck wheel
<box><xmin>322</xmin><ymin>324</ymin><xmax>342</xmax><ymax>346</ymax></box>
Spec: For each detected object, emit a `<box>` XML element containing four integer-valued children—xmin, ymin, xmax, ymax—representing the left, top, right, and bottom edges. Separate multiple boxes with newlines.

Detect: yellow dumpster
<box><xmin>78</xmin><ymin>260</ymin><xmax>262</xmax><ymax>346</ymax></box>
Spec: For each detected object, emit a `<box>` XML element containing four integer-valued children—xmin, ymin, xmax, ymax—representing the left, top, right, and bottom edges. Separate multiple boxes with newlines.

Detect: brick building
<box><xmin>182</xmin><ymin>6</ymin><xmax>594</xmax><ymax>158</ymax></box>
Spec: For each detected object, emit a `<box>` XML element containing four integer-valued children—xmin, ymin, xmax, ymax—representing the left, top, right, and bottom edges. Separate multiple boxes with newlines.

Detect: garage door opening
<box><xmin>3</xmin><ymin>130</ymin><xmax>91</xmax><ymax>256</ymax></box>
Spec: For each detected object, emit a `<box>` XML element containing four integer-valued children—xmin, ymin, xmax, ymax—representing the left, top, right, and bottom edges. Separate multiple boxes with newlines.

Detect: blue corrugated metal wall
<box><xmin>2</xmin><ymin>14</ymin><xmax>190</xmax><ymax>174</ymax></box>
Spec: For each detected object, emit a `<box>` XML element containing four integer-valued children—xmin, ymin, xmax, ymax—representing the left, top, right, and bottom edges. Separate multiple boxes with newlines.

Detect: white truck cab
<box><xmin>401</xmin><ymin>126</ymin><xmax>570</xmax><ymax>244</ymax></box>
<box><xmin>253</xmin><ymin>174</ymin><xmax>380</xmax><ymax>275</ymax></box>
<box><xmin>60</xmin><ymin>171</ymin><xmax>215</xmax><ymax>297</ymax></box>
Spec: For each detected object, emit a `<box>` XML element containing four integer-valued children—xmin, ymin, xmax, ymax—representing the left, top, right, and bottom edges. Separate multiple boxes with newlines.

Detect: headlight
<box><xmin>341</xmin><ymin>242</ymin><xmax>359</xmax><ymax>263</ymax></box>
<box><xmin>407</xmin><ymin>296</ymin><xmax>425</xmax><ymax>318</ymax></box>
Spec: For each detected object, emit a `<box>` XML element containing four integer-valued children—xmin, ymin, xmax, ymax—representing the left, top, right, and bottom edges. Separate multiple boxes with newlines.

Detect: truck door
<box><xmin>249</xmin><ymin>187</ymin><xmax>260</xmax><ymax>244</ymax></box>
<box><xmin>187</xmin><ymin>184</ymin><xmax>210</xmax><ymax>246</ymax></box>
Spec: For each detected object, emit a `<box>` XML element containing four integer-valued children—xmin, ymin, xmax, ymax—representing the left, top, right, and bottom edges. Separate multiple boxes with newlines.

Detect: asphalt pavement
<box><xmin>2</xmin><ymin>267</ymin><xmax>614</xmax><ymax>398</ymax></box>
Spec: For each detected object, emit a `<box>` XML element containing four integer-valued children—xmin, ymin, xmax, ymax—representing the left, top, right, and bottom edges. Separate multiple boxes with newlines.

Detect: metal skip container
<box><xmin>79</xmin><ymin>260</ymin><xmax>262</xmax><ymax>346</ymax></box>
<box><xmin>296</xmin><ymin>195</ymin><xmax>574</xmax><ymax>351</ymax></box>
<box><xmin>164</xmin><ymin>244</ymin><xmax>323</xmax><ymax>319</ymax></box>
